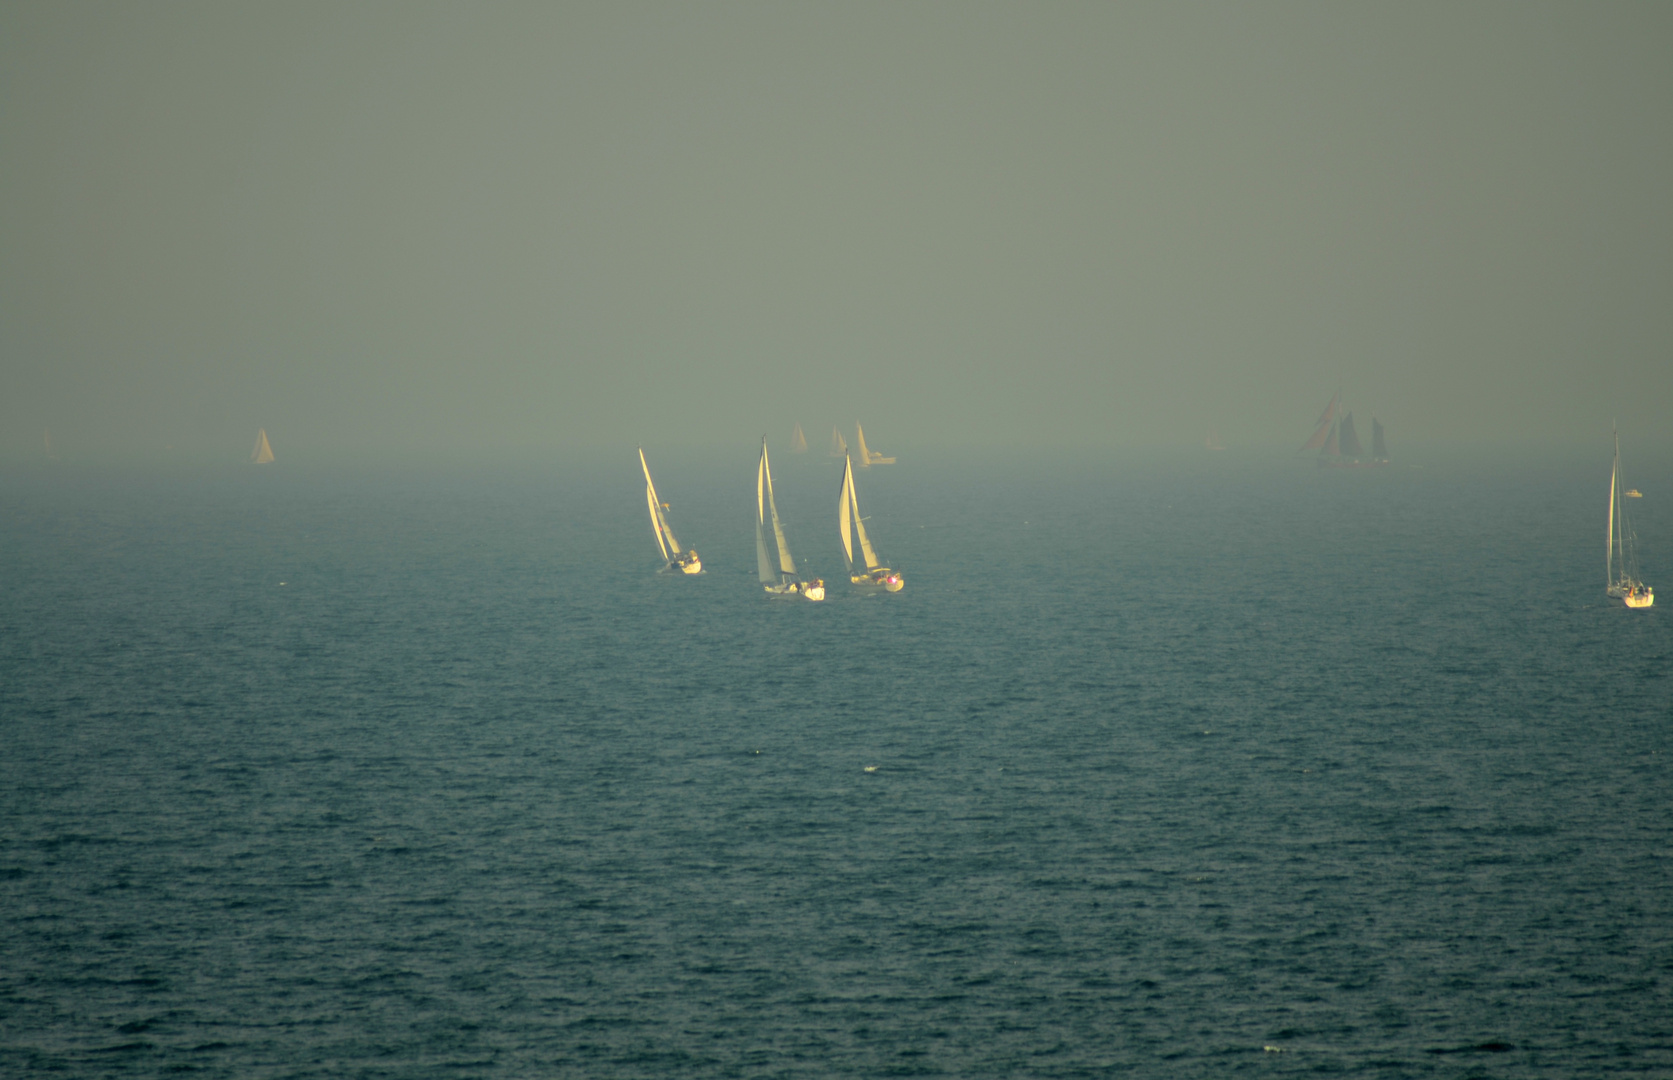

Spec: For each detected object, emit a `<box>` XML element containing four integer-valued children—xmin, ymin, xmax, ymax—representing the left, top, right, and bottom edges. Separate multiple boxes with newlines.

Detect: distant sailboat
<box><xmin>1204</xmin><ymin>430</ymin><xmax>1226</xmax><ymax>451</ymax></box>
<box><xmin>854</xmin><ymin>423</ymin><xmax>895</xmax><ymax>466</ymax></box>
<box><xmin>790</xmin><ymin>424</ymin><xmax>809</xmax><ymax>454</ymax></box>
<box><xmin>838</xmin><ymin>454</ymin><xmax>903</xmax><ymax>592</ymax></box>
<box><xmin>829</xmin><ymin>427</ymin><xmax>849</xmax><ymax>457</ymax></box>
<box><xmin>756</xmin><ymin>438</ymin><xmax>824</xmax><ymax>600</ymax></box>
<box><xmin>252</xmin><ymin>428</ymin><xmax>275</xmax><ymax>464</ymax></box>
<box><xmin>1607</xmin><ymin>427</ymin><xmax>1653</xmax><ymax>608</ymax></box>
<box><xmin>1303</xmin><ymin>392</ymin><xmax>1387</xmax><ymax>468</ymax></box>
<box><xmin>639</xmin><ymin>448</ymin><xmax>701</xmax><ymax>575</ymax></box>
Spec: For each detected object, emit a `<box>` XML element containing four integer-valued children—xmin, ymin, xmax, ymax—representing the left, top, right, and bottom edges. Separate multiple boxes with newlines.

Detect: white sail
<box><xmin>252</xmin><ymin>428</ymin><xmax>275</xmax><ymax>464</ymax></box>
<box><xmin>1608</xmin><ymin>435</ymin><xmax>1618</xmax><ymax>589</ymax></box>
<box><xmin>846</xmin><ymin>456</ymin><xmax>881</xmax><ymax>570</ymax></box>
<box><xmin>790</xmin><ymin>424</ymin><xmax>808</xmax><ymax>453</ymax></box>
<box><xmin>838</xmin><ymin>456</ymin><xmax>855</xmax><ymax>570</ymax></box>
<box><xmin>763</xmin><ymin>442</ymin><xmax>796</xmax><ymax>575</ymax></box>
<box><xmin>640</xmin><ymin>448</ymin><xmax>672</xmax><ymax>562</ymax></box>
<box><xmin>756</xmin><ymin>451</ymin><xmax>776</xmax><ymax>584</ymax></box>
<box><xmin>830</xmin><ymin>427</ymin><xmax>848</xmax><ymax>457</ymax></box>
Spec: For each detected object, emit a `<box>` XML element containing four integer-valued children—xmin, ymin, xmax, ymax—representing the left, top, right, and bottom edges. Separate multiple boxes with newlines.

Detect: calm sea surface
<box><xmin>3</xmin><ymin>450</ymin><xmax>1670</xmax><ymax>1077</ymax></box>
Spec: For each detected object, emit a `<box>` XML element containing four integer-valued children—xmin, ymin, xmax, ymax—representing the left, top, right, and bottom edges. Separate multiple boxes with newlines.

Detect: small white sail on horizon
<box><xmin>1607</xmin><ymin>426</ymin><xmax>1653</xmax><ymax>608</ymax></box>
<box><xmin>790</xmin><ymin>424</ymin><xmax>809</xmax><ymax>453</ymax></box>
<box><xmin>757</xmin><ymin>437</ymin><xmax>823</xmax><ymax>600</ymax></box>
<box><xmin>838</xmin><ymin>454</ymin><xmax>903</xmax><ymax>592</ymax></box>
<box><xmin>252</xmin><ymin>428</ymin><xmax>275</xmax><ymax>464</ymax></box>
<box><xmin>829</xmin><ymin>427</ymin><xmax>848</xmax><ymax>457</ymax></box>
<box><xmin>854</xmin><ymin>423</ymin><xmax>895</xmax><ymax>466</ymax></box>
<box><xmin>640</xmin><ymin>448</ymin><xmax>701</xmax><ymax>575</ymax></box>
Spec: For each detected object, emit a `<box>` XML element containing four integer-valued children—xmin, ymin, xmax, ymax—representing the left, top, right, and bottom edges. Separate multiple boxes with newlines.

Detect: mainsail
<box><xmin>838</xmin><ymin>454</ymin><xmax>882</xmax><ymax>573</ymax></box>
<box><xmin>1300</xmin><ymin>391</ymin><xmax>1340</xmax><ymax>452</ymax></box>
<box><xmin>1371</xmin><ymin>417</ymin><xmax>1387</xmax><ymax>460</ymax></box>
<box><xmin>756</xmin><ymin>438</ymin><xmax>797</xmax><ymax>584</ymax></box>
<box><xmin>790</xmin><ymin>424</ymin><xmax>809</xmax><ymax>453</ymax></box>
<box><xmin>252</xmin><ymin>428</ymin><xmax>275</xmax><ymax>464</ymax></box>
<box><xmin>855</xmin><ymin>423</ymin><xmax>895</xmax><ymax>465</ymax></box>
<box><xmin>639</xmin><ymin>448</ymin><xmax>684</xmax><ymax>564</ymax></box>
<box><xmin>1338</xmin><ymin>413</ymin><xmax>1364</xmax><ymax>458</ymax></box>
<box><xmin>829</xmin><ymin>427</ymin><xmax>848</xmax><ymax>457</ymax></box>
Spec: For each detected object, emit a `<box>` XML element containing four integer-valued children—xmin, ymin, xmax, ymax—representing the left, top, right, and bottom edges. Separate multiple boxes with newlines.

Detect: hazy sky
<box><xmin>3</xmin><ymin>2</ymin><xmax>1670</xmax><ymax>462</ymax></box>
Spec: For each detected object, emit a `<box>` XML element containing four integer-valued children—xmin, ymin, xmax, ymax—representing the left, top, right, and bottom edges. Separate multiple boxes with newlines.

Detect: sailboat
<box><xmin>251</xmin><ymin>428</ymin><xmax>275</xmax><ymax>464</ymax></box>
<box><xmin>1302</xmin><ymin>392</ymin><xmax>1387</xmax><ymax>468</ymax></box>
<box><xmin>756</xmin><ymin>437</ymin><xmax>824</xmax><ymax>600</ymax></box>
<box><xmin>639</xmin><ymin>448</ymin><xmax>701</xmax><ymax>575</ymax></box>
<box><xmin>790</xmin><ymin>424</ymin><xmax>809</xmax><ymax>453</ymax></box>
<box><xmin>838</xmin><ymin>454</ymin><xmax>903</xmax><ymax>592</ymax></box>
<box><xmin>829</xmin><ymin>427</ymin><xmax>849</xmax><ymax>457</ymax></box>
<box><xmin>1204</xmin><ymin>430</ymin><xmax>1226</xmax><ymax>451</ymax></box>
<box><xmin>854</xmin><ymin>423</ymin><xmax>895</xmax><ymax>466</ymax></box>
<box><xmin>1606</xmin><ymin>427</ymin><xmax>1653</xmax><ymax>608</ymax></box>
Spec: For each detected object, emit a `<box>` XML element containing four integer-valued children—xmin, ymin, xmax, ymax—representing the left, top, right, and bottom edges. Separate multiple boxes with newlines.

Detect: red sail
<box><xmin>1300</xmin><ymin>391</ymin><xmax>1340</xmax><ymax>452</ymax></box>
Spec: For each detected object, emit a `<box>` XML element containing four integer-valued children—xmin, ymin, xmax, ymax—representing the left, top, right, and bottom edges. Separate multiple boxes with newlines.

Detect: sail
<box><xmin>252</xmin><ymin>428</ymin><xmax>275</xmax><ymax>464</ymax></box>
<box><xmin>1300</xmin><ymin>392</ymin><xmax>1340</xmax><ymax>452</ymax></box>
<box><xmin>790</xmin><ymin>424</ymin><xmax>808</xmax><ymax>453</ymax></box>
<box><xmin>756</xmin><ymin>451</ymin><xmax>776</xmax><ymax>584</ymax></box>
<box><xmin>1371</xmin><ymin>417</ymin><xmax>1386</xmax><ymax>459</ymax></box>
<box><xmin>1338</xmin><ymin>413</ymin><xmax>1364</xmax><ymax>458</ymax></box>
<box><xmin>758</xmin><ymin>439</ymin><xmax>797</xmax><ymax>577</ymax></box>
<box><xmin>850</xmin><ymin>478</ymin><xmax>881</xmax><ymax>571</ymax></box>
<box><xmin>855</xmin><ymin>423</ymin><xmax>894</xmax><ymax>465</ymax></box>
<box><xmin>1608</xmin><ymin>437</ymin><xmax>1618</xmax><ymax>587</ymax></box>
<box><xmin>838</xmin><ymin>457</ymin><xmax>855</xmax><ymax>571</ymax></box>
<box><xmin>829</xmin><ymin>428</ymin><xmax>848</xmax><ymax>456</ymax></box>
<box><xmin>639</xmin><ymin>448</ymin><xmax>682</xmax><ymax>562</ymax></box>
<box><xmin>1321</xmin><ymin>420</ymin><xmax>1339</xmax><ymax>457</ymax></box>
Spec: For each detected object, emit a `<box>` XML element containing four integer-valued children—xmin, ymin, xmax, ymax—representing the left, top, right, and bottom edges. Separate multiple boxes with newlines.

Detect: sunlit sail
<box><xmin>1607</xmin><ymin>426</ymin><xmax>1653</xmax><ymax>608</ymax></box>
<box><xmin>790</xmin><ymin>424</ymin><xmax>809</xmax><ymax>453</ymax></box>
<box><xmin>756</xmin><ymin>437</ymin><xmax>824</xmax><ymax>600</ymax></box>
<box><xmin>252</xmin><ymin>428</ymin><xmax>275</xmax><ymax>464</ymax></box>
<box><xmin>838</xmin><ymin>454</ymin><xmax>903</xmax><ymax>592</ymax></box>
<box><xmin>829</xmin><ymin>427</ymin><xmax>848</xmax><ymax>457</ymax></box>
<box><xmin>640</xmin><ymin>448</ymin><xmax>701</xmax><ymax>575</ymax></box>
<box><xmin>854</xmin><ymin>423</ymin><xmax>895</xmax><ymax>466</ymax></box>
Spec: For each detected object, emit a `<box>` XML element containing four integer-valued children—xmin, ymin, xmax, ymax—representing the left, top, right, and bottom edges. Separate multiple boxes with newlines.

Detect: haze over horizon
<box><xmin>3</xmin><ymin>2</ymin><xmax>1671</xmax><ymax>465</ymax></box>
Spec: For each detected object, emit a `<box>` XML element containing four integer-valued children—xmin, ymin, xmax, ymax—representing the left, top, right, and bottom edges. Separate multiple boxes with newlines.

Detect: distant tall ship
<box><xmin>1606</xmin><ymin>426</ymin><xmax>1653</xmax><ymax>608</ymax></box>
<box><xmin>756</xmin><ymin>438</ymin><xmax>824</xmax><ymax>600</ymax></box>
<box><xmin>1300</xmin><ymin>392</ymin><xmax>1386</xmax><ymax>468</ymax></box>
<box><xmin>639</xmin><ymin>448</ymin><xmax>701</xmax><ymax>575</ymax></box>
<box><xmin>252</xmin><ymin>428</ymin><xmax>275</xmax><ymax>464</ymax></box>
<box><xmin>854</xmin><ymin>423</ymin><xmax>895</xmax><ymax>466</ymax></box>
<box><xmin>837</xmin><ymin>454</ymin><xmax>903</xmax><ymax>592</ymax></box>
<box><xmin>790</xmin><ymin>424</ymin><xmax>809</xmax><ymax>453</ymax></box>
<box><xmin>829</xmin><ymin>427</ymin><xmax>848</xmax><ymax>457</ymax></box>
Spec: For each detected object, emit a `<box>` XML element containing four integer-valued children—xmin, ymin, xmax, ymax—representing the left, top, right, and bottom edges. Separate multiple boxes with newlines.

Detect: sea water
<box><xmin>2</xmin><ymin>450</ymin><xmax>1669</xmax><ymax>1077</ymax></box>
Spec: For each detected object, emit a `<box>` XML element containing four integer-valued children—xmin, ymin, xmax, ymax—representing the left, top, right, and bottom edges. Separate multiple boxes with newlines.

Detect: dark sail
<box><xmin>1338</xmin><ymin>413</ymin><xmax>1364</xmax><ymax>458</ymax></box>
<box><xmin>1371</xmin><ymin>417</ymin><xmax>1386</xmax><ymax>459</ymax></box>
<box><xmin>1321</xmin><ymin>419</ymin><xmax>1340</xmax><ymax>457</ymax></box>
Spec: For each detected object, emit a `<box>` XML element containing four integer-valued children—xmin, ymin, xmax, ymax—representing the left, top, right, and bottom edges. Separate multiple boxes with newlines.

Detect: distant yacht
<box><xmin>829</xmin><ymin>427</ymin><xmax>848</xmax><ymax>457</ymax></box>
<box><xmin>838</xmin><ymin>453</ymin><xmax>903</xmax><ymax>592</ymax></box>
<box><xmin>252</xmin><ymin>428</ymin><xmax>275</xmax><ymax>464</ymax></box>
<box><xmin>1301</xmin><ymin>392</ymin><xmax>1387</xmax><ymax>467</ymax></box>
<box><xmin>854</xmin><ymin>423</ymin><xmax>895</xmax><ymax>466</ymax></box>
<box><xmin>790</xmin><ymin>424</ymin><xmax>809</xmax><ymax>453</ymax></box>
<box><xmin>756</xmin><ymin>437</ymin><xmax>823</xmax><ymax>600</ymax></box>
<box><xmin>639</xmin><ymin>448</ymin><xmax>701</xmax><ymax>575</ymax></box>
<box><xmin>1606</xmin><ymin>427</ymin><xmax>1653</xmax><ymax>608</ymax></box>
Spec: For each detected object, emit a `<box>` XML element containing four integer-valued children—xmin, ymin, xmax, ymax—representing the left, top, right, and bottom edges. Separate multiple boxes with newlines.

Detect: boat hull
<box><xmin>850</xmin><ymin>571</ymin><xmax>903</xmax><ymax>592</ymax></box>
<box><xmin>764</xmin><ymin>580</ymin><xmax>824</xmax><ymax>601</ymax></box>
<box><xmin>1624</xmin><ymin>588</ymin><xmax>1654</xmax><ymax>609</ymax></box>
<box><xmin>680</xmin><ymin>557</ymin><xmax>702</xmax><ymax>575</ymax></box>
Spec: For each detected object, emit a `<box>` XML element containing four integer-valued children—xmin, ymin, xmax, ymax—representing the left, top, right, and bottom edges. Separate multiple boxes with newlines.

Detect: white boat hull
<box><xmin>680</xmin><ymin>556</ymin><xmax>702</xmax><ymax>575</ymax></box>
<box><xmin>1624</xmin><ymin>588</ymin><xmax>1654</xmax><ymax>609</ymax></box>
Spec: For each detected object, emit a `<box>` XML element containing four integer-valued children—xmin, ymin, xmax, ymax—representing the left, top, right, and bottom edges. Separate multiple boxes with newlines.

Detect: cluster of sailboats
<box><xmin>1300</xmin><ymin>390</ymin><xmax>1388</xmax><ymax>467</ymax></box>
<box><xmin>639</xmin><ymin>425</ymin><xmax>903</xmax><ymax>601</ymax></box>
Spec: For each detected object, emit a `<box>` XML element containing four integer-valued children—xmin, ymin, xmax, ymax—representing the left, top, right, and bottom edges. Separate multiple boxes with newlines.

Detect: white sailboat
<box><xmin>854</xmin><ymin>423</ymin><xmax>895</xmax><ymax>466</ymax></box>
<box><xmin>829</xmin><ymin>427</ymin><xmax>849</xmax><ymax>457</ymax></box>
<box><xmin>1607</xmin><ymin>427</ymin><xmax>1653</xmax><ymax>608</ymax></box>
<box><xmin>790</xmin><ymin>424</ymin><xmax>809</xmax><ymax>453</ymax></box>
<box><xmin>838</xmin><ymin>454</ymin><xmax>903</xmax><ymax>591</ymax></box>
<box><xmin>640</xmin><ymin>448</ymin><xmax>701</xmax><ymax>575</ymax></box>
<box><xmin>756</xmin><ymin>437</ymin><xmax>824</xmax><ymax>600</ymax></box>
<box><xmin>251</xmin><ymin>428</ymin><xmax>275</xmax><ymax>464</ymax></box>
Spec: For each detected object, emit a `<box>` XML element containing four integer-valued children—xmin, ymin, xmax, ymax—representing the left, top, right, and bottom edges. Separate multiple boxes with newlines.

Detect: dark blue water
<box><xmin>3</xmin><ymin>452</ymin><xmax>1670</xmax><ymax>1077</ymax></box>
